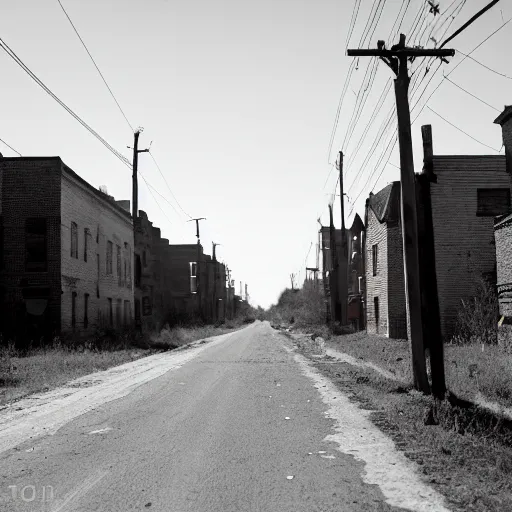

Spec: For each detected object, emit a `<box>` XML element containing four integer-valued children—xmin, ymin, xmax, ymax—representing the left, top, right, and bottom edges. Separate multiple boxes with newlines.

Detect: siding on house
<box><xmin>429</xmin><ymin>155</ymin><xmax>510</xmax><ymax>340</ymax></box>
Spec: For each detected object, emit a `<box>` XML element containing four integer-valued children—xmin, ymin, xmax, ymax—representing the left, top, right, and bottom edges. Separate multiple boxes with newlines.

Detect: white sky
<box><xmin>1</xmin><ymin>0</ymin><xmax>511</xmax><ymax>308</ymax></box>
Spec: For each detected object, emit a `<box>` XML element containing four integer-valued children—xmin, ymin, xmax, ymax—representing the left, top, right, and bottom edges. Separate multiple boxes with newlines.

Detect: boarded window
<box><xmin>71</xmin><ymin>222</ymin><xmax>78</xmax><ymax>258</ymax></box>
<box><xmin>476</xmin><ymin>188</ymin><xmax>511</xmax><ymax>216</ymax></box>
<box><xmin>84</xmin><ymin>228</ymin><xmax>90</xmax><ymax>262</ymax></box>
<box><xmin>26</xmin><ymin>218</ymin><xmax>47</xmax><ymax>272</ymax></box>
<box><xmin>117</xmin><ymin>245</ymin><xmax>122</xmax><ymax>285</ymax></box>
<box><xmin>106</xmin><ymin>241</ymin><xmax>113</xmax><ymax>274</ymax></box>
<box><xmin>372</xmin><ymin>244</ymin><xmax>378</xmax><ymax>276</ymax></box>
<box><xmin>190</xmin><ymin>262</ymin><xmax>198</xmax><ymax>293</ymax></box>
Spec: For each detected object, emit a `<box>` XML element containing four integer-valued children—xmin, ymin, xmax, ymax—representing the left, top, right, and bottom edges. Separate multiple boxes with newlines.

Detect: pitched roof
<box><xmin>368</xmin><ymin>181</ymin><xmax>401</xmax><ymax>223</ymax></box>
<box><xmin>494</xmin><ymin>106</ymin><xmax>512</xmax><ymax>126</ymax></box>
<box><xmin>350</xmin><ymin>213</ymin><xmax>365</xmax><ymax>233</ymax></box>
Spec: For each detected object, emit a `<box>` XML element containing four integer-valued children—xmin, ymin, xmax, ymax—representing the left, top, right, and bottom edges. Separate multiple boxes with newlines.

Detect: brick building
<box><xmin>493</xmin><ymin>106</ymin><xmax>512</xmax><ymax>350</ymax></box>
<box><xmin>364</xmin><ymin>181</ymin><xmax>407</xmax><ymax>338</ymax></box>
<box><xmin>0</xmin><ymin>157</ymin><xmax>134</xmax><ymax>345</ymax></box>
<box><xmin>319</xmin><ymin>214</ymin><xmax>366</xmax><ymax>330</ymax></box>
<box><xmin>364</xmin><ymin>124</ymin><xmax>511</xmax><ymax>341</ymax></box>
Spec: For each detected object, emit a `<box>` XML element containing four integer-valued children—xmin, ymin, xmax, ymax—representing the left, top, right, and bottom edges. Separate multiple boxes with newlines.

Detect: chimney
<box><xmin>115</xmin><ymin>200</ymin><xmax>131</xmax><ymax>213</ymax></box>
<box><xmin>421</xmin><ymin>124</ymin><xmax>434</xmax><ymax>177</ymax></box>
<box><xmin>494</xmin><ymin>106</ymin><xmax>512</xmax><ymax>175</ymax></box>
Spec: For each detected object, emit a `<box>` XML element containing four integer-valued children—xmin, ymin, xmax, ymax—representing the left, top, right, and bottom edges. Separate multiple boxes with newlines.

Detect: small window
<box><xmin>108</xmin><ymin>298</ymin><xmax>113</xmax><ymax>326</ymax></box>
<box><xmin>72</xmin><ymin>291</ymin><xmax>77</xmax><ymax>329</ymax></box>
<box><xmin>476</xmin><ymin>188</ymin><xmax>511</xmax><ymax>216</ymax></box>
<box><xmin>26</xmin><ymin>218</ymin><xmax>47</xmax><ymax>272</ymax></box>
<box><xmin>84</xmin><ymin>293</ymin><xmax>89</xmax><ymax>329</ymax></box>
<box><xmin>372</xmin><ymin>244</ymin><xmax>378</xmax><ymax>276</ymax></box>
<box><xmin>71</xmin><ymin>222</ymin><xmax>78</xmax><ymax>259</ymax></box>
<box><xmin>135</xmin><ymin>254</ymin><xmax>142</xmax><ymax>288</ymax></box>
<box><xmin>84</xmin><ymin>228</ymin><xmax>90</xmax><ymax>262</ymax></box>
<box><xmin>106</xmin><ymin>241</ymin><xmax>113</xmax><ymax>274</ymax></box>
<box><xmin>190</xmin><ymin>262</ymin><xmax>197</xmax><ymax>293</ymax></box>
<box><xmin>117</xmin><ymin>245</ymin><xmax>122</xmax><ymax>285</ymax></box>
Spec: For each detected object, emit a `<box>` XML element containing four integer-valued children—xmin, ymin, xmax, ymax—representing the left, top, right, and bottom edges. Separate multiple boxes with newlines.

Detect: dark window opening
<box><xmin>72</xmin><ymin>291</ymin><xmax>77</xmax><ymax>329</ymax></box>
<box><xmin>477</xmin><ymin>188</ymin><xmax>511</xmax><ymax>216</ymax></box>
<box><xmin>84</xmin><ymin>228</ymin><xmax>90</xmax><ymax>262</ymax></box>
<box><xmin>71</xmin><ymin>222</ymin><xmax>78</xmax><ymax>259</ymax></box>
<box><xmin>135</xmin><ymin>254</ymin><xmax>142</xmax><ymax>288</ymax></box>
<box><xmin>372</xmin><ymin>244</ymin><xmax>378</xmax><ymax>277</ymax></box>
<box><xmin>117</xmin><ymin>245</ymin><xmax>122</xmax><ymax>286</ymax></box>
<box><xmin>374</xmin><ymin>297</ymin><xmax>380</xmax><ymax>334</ymax></box>
<box><xmin>84</xmin><ymin>293</ymin><xmax>89</xmax><ymax>329</ymax></box>
<box><xmin>26</xmin><ymin>218</ymin><xmax>47</xmax><ymax>272</ymax></box>
<box><xmin>106</xmin><ymin>241</ymin><xmax>113</xmax><ymax>274</ymax></box>
<box><xmin>108</xmin><ymin>298</ymin><xmax>113</xmax><ymax>326</ymax></box>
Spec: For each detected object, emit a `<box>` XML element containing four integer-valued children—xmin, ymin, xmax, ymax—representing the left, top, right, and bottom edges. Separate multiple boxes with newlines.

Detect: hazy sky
<box><xmin>1</xmin><ymin>0</ymin><xmax>511</xmax><ymax>308</ymax></box>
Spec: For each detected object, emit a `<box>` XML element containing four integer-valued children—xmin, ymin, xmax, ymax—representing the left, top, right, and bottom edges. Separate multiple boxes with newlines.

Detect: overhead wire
<box><xmin>0</xmin><ymin>36</ymin><xmax>132</xmax><ymax>169</ymax></box>
<box><xmin>0</xmin><ymin>137</ymin><xmax>21</xmax><ymax>156</ymax></box>
<box><xmin>443</xmin><ymin>75</ymin><xmax>501</xmax><ymax>111</ymax></box>
<box><xmin>56</xmin><ymin>0</ymin><xmax>134</xmax><ymax>133</ymax></box>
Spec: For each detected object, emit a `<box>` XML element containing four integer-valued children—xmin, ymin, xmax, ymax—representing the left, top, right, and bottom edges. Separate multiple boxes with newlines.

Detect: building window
<box><xmin>108</xmin><ymin>298</ymin><xmax>113</xmax><ymax>326</ymax></box>
<box><xmin>26</xmin><ymin>218</ymin><xmax>47</xmax><ymax>272</ymax></box>
<box><xmin>106</xmin><ymin>241</ymin><xmax>113</xmax><ymax>274</ymax></box>
<box><xmin>72</xmin><ymin>291</ymin><xmax>77</xmax><ymax>329</ymax></box>
<box><xmin>84</xmin><ymin>293</ymin><xmax>89</xmax><ymax>329</ymax></box>
<box><xmin>374</xmin><ymin>297</ymin><xmax>380</xmax><ymax>334</ymax></box>
<box><xmin>124</xmin><ymin>300</ymin><xmax>131</xmax><ymax>325</ymax></box>
<box><xmin>117</xmin><ymin>245</ymin><xmax>122</xmax><ymax>285</ymax></box>
<box><xmin>135</xmin><ymin>254</ymin><xmax>142</xmax><ymax>288</ymax></box>
<box><xmin>372</xmin><ymin>244</ymin><xmax>378</xmax><ymax>276</ymax></box>
<box><xmin>190</xmin><ymin>262</ymin><xmax>197</xmax><ymax>293</ymax></box>
<box><xmin>476</xmin><ymin>188</ymin><xmax>511</xmax><ymax>216</ymax></box>
<box><xmin>71</xmin><ymin>222</ymin><xmax>78</xmax><ymax>259</ymax></box>
<box><xmin>143</xmin><ymin>250</ymin><xmax>147</xmax><ymax>267</ymax></box>
<box><xmin>116</xmin><ymin>298</ymin><xmax>122</xmax><ymax>327</ymax></box>
<box><xmin>96</xmin><ymin>254</ymin><xmax>100</xmax><ymax>298</ymax></box>
<box><xmin>84</xmin><ymin>228</ymin><xmax>90</xmax><ymax>262</ymax></box>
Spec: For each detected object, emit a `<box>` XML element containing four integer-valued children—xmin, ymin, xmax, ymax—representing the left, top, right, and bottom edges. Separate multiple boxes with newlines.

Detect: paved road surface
<box><xmin>0</xmin><ymin>321</ymin><xmax>448</xmax><ymax>511</ymax></box>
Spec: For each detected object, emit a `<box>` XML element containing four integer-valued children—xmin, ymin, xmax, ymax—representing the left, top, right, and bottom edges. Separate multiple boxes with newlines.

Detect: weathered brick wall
<box><xmin>387</xmin><ymin>222</ymin><xmax>407</xmax><ymax>339</ymax></box>
<box><xmin>365</xmin><ymin>208</ymin><xmax>389</xmax><ymax>335</ymax></box>
<box><xmin>60</xmin><ymin>165</ymin><xmax>133</xmax><ymax>334</ymax></box>
<box><xmin>495</xmin><ymin>216</ymin><xmax>512</xmax><ymax>317</ymax></box>
<box><xmin>0</xmin><ymin>158</ymin><xmax>62</xmax><ymax>343</ymax></box>
<box><xmin>430</xmin><ymin>155</ymin><xmax>510</xmax><ymax>340</ymax></box>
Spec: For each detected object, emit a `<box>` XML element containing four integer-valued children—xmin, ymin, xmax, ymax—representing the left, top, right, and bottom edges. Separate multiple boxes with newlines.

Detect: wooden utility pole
<box><xmin>328</xmin><ymin>203</ymin><xmax>340</xmax><ymax>322</ymax></box>
<box><xmin>347</xmin><ymin>35</ymin><xmax>454</xmax><ymax>394</ymax></box>
<box><xmin>212</xmin><ymin>242</ymin><xmax>221</xmax><ymax>322</ymax></box>
<box><xmin>188</xmin><ymin>217</ymin><xmax>206</xmax><ymax>320</ymax></box>
<box><xmin>338</xmin><ymin>150</ymin><xmax>348</xmax><ymax>325</ymax></box>
<box><xmin>131</xmin><ymin>129</ymin><xmax>150</xmax><ymax>221</ymax></box>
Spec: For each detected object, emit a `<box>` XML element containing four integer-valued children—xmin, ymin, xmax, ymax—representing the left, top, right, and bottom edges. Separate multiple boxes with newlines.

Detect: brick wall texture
<box><xmin>60</xmin><ymin>165</ymin><xmax>134</xmax><ymax>334</ymax></box>
<box><xmin>429</xmin><ymin>155</ymin><xmax>510</xmax><ymax>340</ymax></box>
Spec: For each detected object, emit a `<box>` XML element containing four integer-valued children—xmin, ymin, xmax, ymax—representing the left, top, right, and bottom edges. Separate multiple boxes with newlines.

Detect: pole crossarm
<box><xmin>346</xmin><ymin>48</ymin><xmax>455</xmax><ymax>58</ymax></box>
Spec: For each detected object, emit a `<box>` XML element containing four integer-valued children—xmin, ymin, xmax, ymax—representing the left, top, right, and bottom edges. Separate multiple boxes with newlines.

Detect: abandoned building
<box><xmin>319</xmin><ymin>213</ymin><xmax>365</xmax><ymax>330</ymax></box>
<box><xmin>0</xmin><ymin>157</ymin><xmax>134</xmax><ymax>345</ymax></box>
<box><xmin>365</xmin><ymin>123</ymin><xmax>511</xmax><ymax>341</ymax></box>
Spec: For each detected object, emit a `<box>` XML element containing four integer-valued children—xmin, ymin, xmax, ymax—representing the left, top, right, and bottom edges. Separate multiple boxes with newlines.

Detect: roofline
<box><xmin>432</xmin><ymin>155</ymin><xmax>505</xmax><ymax>160</ymax></box>
<box><xmin>494</xmin><ymin>106</ymin><xmax>512</xmax><ymax>126</ymax></box>
<box><xmin>0</xmin><ymin>156</ymin><xmax>132</xmax><ymax>221</ymax></box>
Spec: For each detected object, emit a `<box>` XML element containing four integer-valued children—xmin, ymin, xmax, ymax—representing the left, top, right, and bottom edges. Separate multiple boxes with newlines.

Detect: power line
<box><xmin>426</xmin><ymin>106</ymin><xmax>500</xmax><ymax>152</ymax></box>
<box><xmin>0</xmin><ymin>36</ymin><xmax>132</xmax><ymax>169</ymax></box>
<box><xmin>346</xmin><ymin>0</ymin><xmax>362</xmax><ymax>49</ymax></box>
<box><xmin>455</xmin><ymin>48</ymin><xmax>512</xmax><ymax>80</ymax></box>
<box><xmin>138</xmin><ymin>172</ymin><xmax>176</xmax><ymax>228</ymax></box>
<box><xmin>443</xmin><ymin>75</ymin><xmax>501</xmax><ymax>111</ymax></box>
<box><xmin>0</xmin><ymin>137</ymin><xmax>21</xmax><ymax>156</ymax></box>
<box><xmin>148</xmin><ymin>152</ymin><xmax>193</xmax><ymax>219</ymax></box>
<box><xmin>56</xmin><ymin>0</ymin><xmax>134</xmax><ymax>133</ymax></box>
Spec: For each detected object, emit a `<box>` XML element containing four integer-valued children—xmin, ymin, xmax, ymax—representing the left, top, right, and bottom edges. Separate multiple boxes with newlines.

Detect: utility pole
<box><xmin>131</xmin><ymin>129</ymin><xmax>150</xmax><ymax>221</ymax></box>
<box><xmin>347</xmin><ymin>35</ymin><xmax>454</xmax><ymax>395</ymax></box>
<box><xmin>188</xmin><ymin>217</ymin><xmax>206</xmax><ymax>320</ymax></box>
<box><xmin>338</xmin><ymin>150</ymin><xmax>348</xmax><ymax>326</ymax></box>
<box><xmin>328</xmin><ymin>203</ymin><xmax>340</xmax><ymax>322</ymax></box>
<box><xmin>290</xmin><ymin>274</ymin><xmax>295</xmax><ymax>290</ymax></box>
